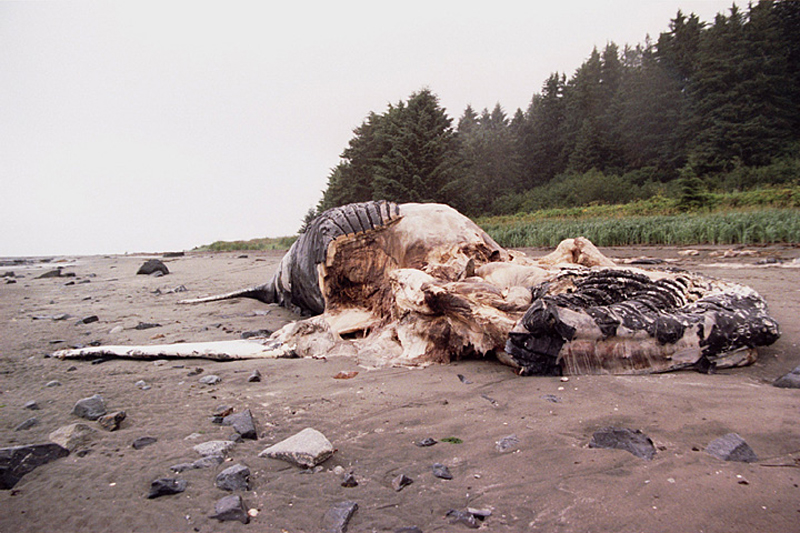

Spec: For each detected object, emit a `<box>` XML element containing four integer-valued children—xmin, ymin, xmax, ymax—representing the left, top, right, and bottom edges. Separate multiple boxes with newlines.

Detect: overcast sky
<box><xmin>1</xmin><ymin>1</ymin><xmax>733</xmax><ymax>256</ymax></box>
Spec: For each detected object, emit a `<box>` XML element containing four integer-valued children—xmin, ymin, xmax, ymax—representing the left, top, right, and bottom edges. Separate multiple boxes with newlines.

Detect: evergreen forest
<box><xmin>313</xmin><ymin>1</ymin><xmax>800</xmax><ymax>224</ymax></box>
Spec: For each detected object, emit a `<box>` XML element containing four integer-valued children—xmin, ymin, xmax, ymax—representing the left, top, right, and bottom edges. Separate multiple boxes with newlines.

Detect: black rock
<box><xmin>773</xmin><ymin>364</ymin><xmax>800</xmax><ymax>388</ymax></box>
<box><xmin>147</xmin><ymin>478</ymin><xmax>187</xmax><ymax>498</ymax></box>
<box><xmin>210</xmin><ymin>494</ymin><xmax>249</xmax><ymax>524</ymax></box>
<box><xmin>71</xmin><ymin>394</ymin><xmax>107</xmax><ymax>421</ymax></box>
<box><xmin>241</xmin><ymin>329</ymin><xmax>272</xmax><ymax>339</ymax></box>
<box><xmin>247</xmin><ymin>369</ymin><xmax>262</xmax><ymax>382</ymax></box>
<box><xmin>432</xmin><ymin>463</ymin><xmax>453</xmax><ymax>480</ymax></box>
<box><xmin>162</xmin><ymin>251</ymin><xmax>185</xmax><ymax>258</ymax></box>
<box><xmin>77</xmin><ymin>315</ymin><xmax>99</xmax><ymax>325</ymax></box>
<box><xmin>215</xmin><ymin>464</ymin><xmax>250</xmax><ymax>491</ymax></box>
<box><xmin>705</xmin><ymin>433</ymin><xmax>758</xmax><ymax>462</ymax></box>
<box><xmin>392</xmin><ymin>473</ymin><xmax>413</xmax><ymax>492</ymax></box>
<box><xmin>14</xmin><ymin>417</ymin><xmax>39</xmax><ymax>431</ymax></box>
<box><xmin>415</xmin><ymin>437</ymin><xmax>437</xmax><ymax>447</ymax></box>
<box><xmin>446</xmin><ymin>509</ymin><xmax>479</xmax><ymax>529</ymax></box>
<box><xmin>0</xmin><ymin>443</ymin><xmax>70</xmax><ymax>489</ymax></box>
<box><xmin>134</xmin><ymin>322</ymin><xmax>161</xmax><ymax>330</ymax></box>
<box><xmin>136</xmin><ymin>260</ymin><xmax>169</xmax><ymax>276</ymax></box>
<box><xmin>395</xmin><ymin>528</ymin><xmax>423</xmax><ymax>533</ymax></box>
<box><xmin>589</xmin><ymin>427</ymin><xmax>656</xmax><ymax>460</ymax></box>
<box><xmin>457</xmin><ymin>374</ymin><xmax>472</xmax><ymax>384</ymax></box>
<box><xmin>341</xmin><ymin>472</ymin><xmax>358</xmax><ymax>487</ymax></box>
<box><xmin>221</xmin><ymin>409</ymin><xmax>257</xmax><ymax>440</ymax></box>
<box><xmin>132</xmin><ymin>436</ymin><xmax>158</xmax><ymax>450</ymax></box>
<box><xmin>322</xmin><ymin>501</ymin><xmax>358</xmax><ymax>533</ymax></box>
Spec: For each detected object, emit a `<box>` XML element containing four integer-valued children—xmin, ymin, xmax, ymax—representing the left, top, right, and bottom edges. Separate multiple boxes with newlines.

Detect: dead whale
<box><xmin>53</xmin><ymin>201</ymin><xmax>780</xmax><ymax>375</ymax></box>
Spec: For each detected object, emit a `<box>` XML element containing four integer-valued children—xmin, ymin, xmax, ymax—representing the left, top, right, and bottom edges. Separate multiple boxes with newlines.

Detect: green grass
<box><xmin>479</xmin><ymin>209</ymin><xmax>800</xmax><ymax>248</ymax></box>
<box><xmin>193</xmin><ymin>235</ymin><xmax>297</xmax><ymax>252</ymax></box>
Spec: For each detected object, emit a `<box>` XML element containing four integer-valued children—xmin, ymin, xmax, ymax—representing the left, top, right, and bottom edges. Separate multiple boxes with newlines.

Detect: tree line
<box><xmin>312</xmin><ymin>1</ymin><xmax>800</xmax><ymax>222</ymax></box>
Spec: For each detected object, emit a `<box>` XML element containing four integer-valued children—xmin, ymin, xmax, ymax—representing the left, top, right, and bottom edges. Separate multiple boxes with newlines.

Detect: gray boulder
<box><xmin>0</xmin><ymin>443</ymin><xmax>70</xmax><ymax>489</ymax></box>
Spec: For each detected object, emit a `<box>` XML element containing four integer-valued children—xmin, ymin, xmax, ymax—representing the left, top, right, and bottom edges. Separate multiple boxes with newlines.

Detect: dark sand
<box><xmin>1</xmin><ymin>245</ymin><xmax>799</xmax><ymax>532</ymax></box>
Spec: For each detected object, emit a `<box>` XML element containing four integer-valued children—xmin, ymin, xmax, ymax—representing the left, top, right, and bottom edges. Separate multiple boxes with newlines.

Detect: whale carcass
<box><xmin>54</xmin><ymin>201</ymin><xmax>780</xmax><ymax>375</ymax></box>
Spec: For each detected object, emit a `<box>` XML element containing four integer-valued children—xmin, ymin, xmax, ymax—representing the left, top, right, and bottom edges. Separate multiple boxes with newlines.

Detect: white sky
<box><xmin>1</xmin><ymin>0</ymin><xmax>733</xmax><ymax>256</ymax></box>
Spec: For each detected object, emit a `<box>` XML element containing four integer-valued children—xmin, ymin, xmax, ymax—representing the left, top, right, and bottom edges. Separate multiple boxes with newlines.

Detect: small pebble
<box><xmin>132</xmin><ymin>436</ymin><xmax>158</xmax><ymax>450</ymax></box>
<box><xmin>24</xmin><ymin>401</ymin><xmax>40</xmax><ymax>410</ymax></box>
<box><xmin>432</xmin><ymin>463</ymin><xmax>453</xmax><ymax>480</ymax></box>
<box><xmin>147</xmin><ymin>478</ymin><xmax>186</xmax><ymax>499</ymax></box>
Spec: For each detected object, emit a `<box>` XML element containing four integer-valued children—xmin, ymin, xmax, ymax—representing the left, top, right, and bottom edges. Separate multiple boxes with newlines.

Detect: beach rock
<box><xmin>222</xmin><ymin>409</ymin><xmax>257</xmax><ymax>440</ymax></box>
<box><xmin>162</xmin><ymin>251</ymin><xmax>185</xmax><ymax>258</ymax></box>
<box><xmin>495</xmin><ymin>434</ymin><xmax>520</xmax><ymax>453</ymax></box>
<box><xmin>46</xmin><ymin>380</ymin><xmax>61</xmax><ymax>388</ymax></box>
<box><xmin>71</xmin><ymin>394</ymin><xmax>107</xmax><ymax>421</ymax></box>
<box><xmin>0</xmin><ymin>443</ymin><xmax>70</xmax><ymax>489</ymax></box>
<box><xmin>131</xmin><ymin>436</ymin><xmax>157</xmax><ymax>450</ymax></box>
<box><xmin>147</xmin><ymin>478</ymin><xmax>187</xmax><ymax>498</ymax></box>
<box><xmin>773</xmin><ymin>364</ymin><xmax>800</xmax><ymax>388</ymax></box>
<box><xmin>258</xmin><ymin>428</ymin><xmax>334</xmax><ymax>468</ymax></box>
<box><xmin>199</xmin><ymin>374</ymin><xmax>221</xmax><ymax>385</ymax></box>
<box><xmin>23</xmin><ymin>401</ymin><xmax>40</xmax><ymax>411</ymax></box>
<box><xmin>109</xmin><ymin>325</ymin><xmax>124</xmax><ymax>335</ymax></box>
<box><xmin>194</xmin><ymin>440</ymin><xmax>235</xmax><ymax>456</ymax></box>
<box><xmin>210</xmin><ymin>494</ymin><xmax>249</xmax><ymax>524</ymax></box>
<box><xmin>457</xmin><ymin>374</ymin><xmax>472</xmax><ymax>384</ymax></box>
<box><xmin>135</xmin><ymin>380</ymin><xmax>151</xmax><ymax>390</ymax></box>
<box><xmin>322</xmin><ymin>501</ymin><xmax>358</xmax><ymax>533</ymax></box>
<box><xmin>49</xmin><ymin>423</ymin><xmax>96</xmax><ymax>452</ymax></box>
<box><xmin>134</xmin><ymin>322</ymin><xmax>161</xmax><ymax>330</ymax></box>
<box><xmin>215</xmin><ymin>464</ymin><xmax>250</xmax><ymax>491</ymax></box>
<box><xmin>446</xmin><ymin>509</ymin><xmax>479</xmax><ymax>528</ymax></box>
<box><xmin>98</xmin><ymin>411</ymin><xmax>126</xmax><ymax>431</ymax></box>
<box><xmin>341</xmin><ymin>472</ymin><xmax>358</xmax><ymax>487</ymax></box>
<box><xmin>241</xmin><ymin>329</ymin><xmax>272</xmax><ymax>339</ymax></box>
<box><xmin>15</xmin><ymin>417</ymin><xmax>39</xmax><ymax>431</ymax></box>
<box><xmin>589</xmin><ymin>427</ymin><xmax>656</xmax><ymax>460</ymax></box>
<box><xmin>414</xmin><ymin>437</ymin><xmax>437</xmax><ymax>447</ymax></box>
<box><xmin>136</xmin><ymin>260</ymin><xmax>169</xmax><ymax>276</ymax></box>
<box><xmin>432</xmin><ymin>463</ymin><xmax>453</xmax><ymax>480</ymax></box>
<box><xmin>170</xmin><ymin>454</ymin><xmax>224</xmax><ymax>472</ymax></box>
<box><xmin>392</xmin><ymin>473</ymin><xmax>413</xmax><ymax>492</ymax></box>
<box><xmin>77</xmin><ymin>315</ymin><xmax>99</xmax><ymax>325</ymax></box>
<box><xmin>705</xmin><ymin>433</ymin><xmax>758</xmax><ymax>462</ymax></box>
<box><xmin>395</xmin><ymin>528</ymin><xmax>423</xmax><ymax>533</ymax></box>
<box><xmin>247</xmin><ymin>369</ymin><xmax>262</xmax><ymax>382</ymax></box>
<box><xmin>36</xmin><ymin>268</ymin><xmax>72</xmax><ymax>279</ymax></box>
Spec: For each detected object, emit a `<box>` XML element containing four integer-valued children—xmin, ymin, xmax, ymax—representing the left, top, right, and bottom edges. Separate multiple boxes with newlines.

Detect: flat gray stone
<box><xmin>258</xmin><ymin>428</ymin><xmax>333</xmax><ymax>468</ymax></box>
<box><xmin>589</xmin><ymin>427</ymin><xmax>656</xmax><ymax>460</ymax></box>
<box><xmin>71</xmin><ymin>394</ymin><xmax>107</xmax><ymax>421</ymax></box>
<box><xmin>706</xmin><ymin>433</ymin><xmax>758</xmax><ymax>462</ymax></box>
<box><xmin>0</xmin><ymin>443</ymin><xmax>70</xmax><ymax>489</ymax></box>
<box><xmin>194</xmin><ymin>440</ymin><xmax>236</xmax><ymax>456</ymax></box>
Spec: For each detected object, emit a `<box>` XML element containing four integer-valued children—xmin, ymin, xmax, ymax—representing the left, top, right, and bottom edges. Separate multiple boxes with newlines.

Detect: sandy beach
<box><xmin>1</xmin><ymin>245</ymin><xmax>799</xmax><ymax>532</ymax></box>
